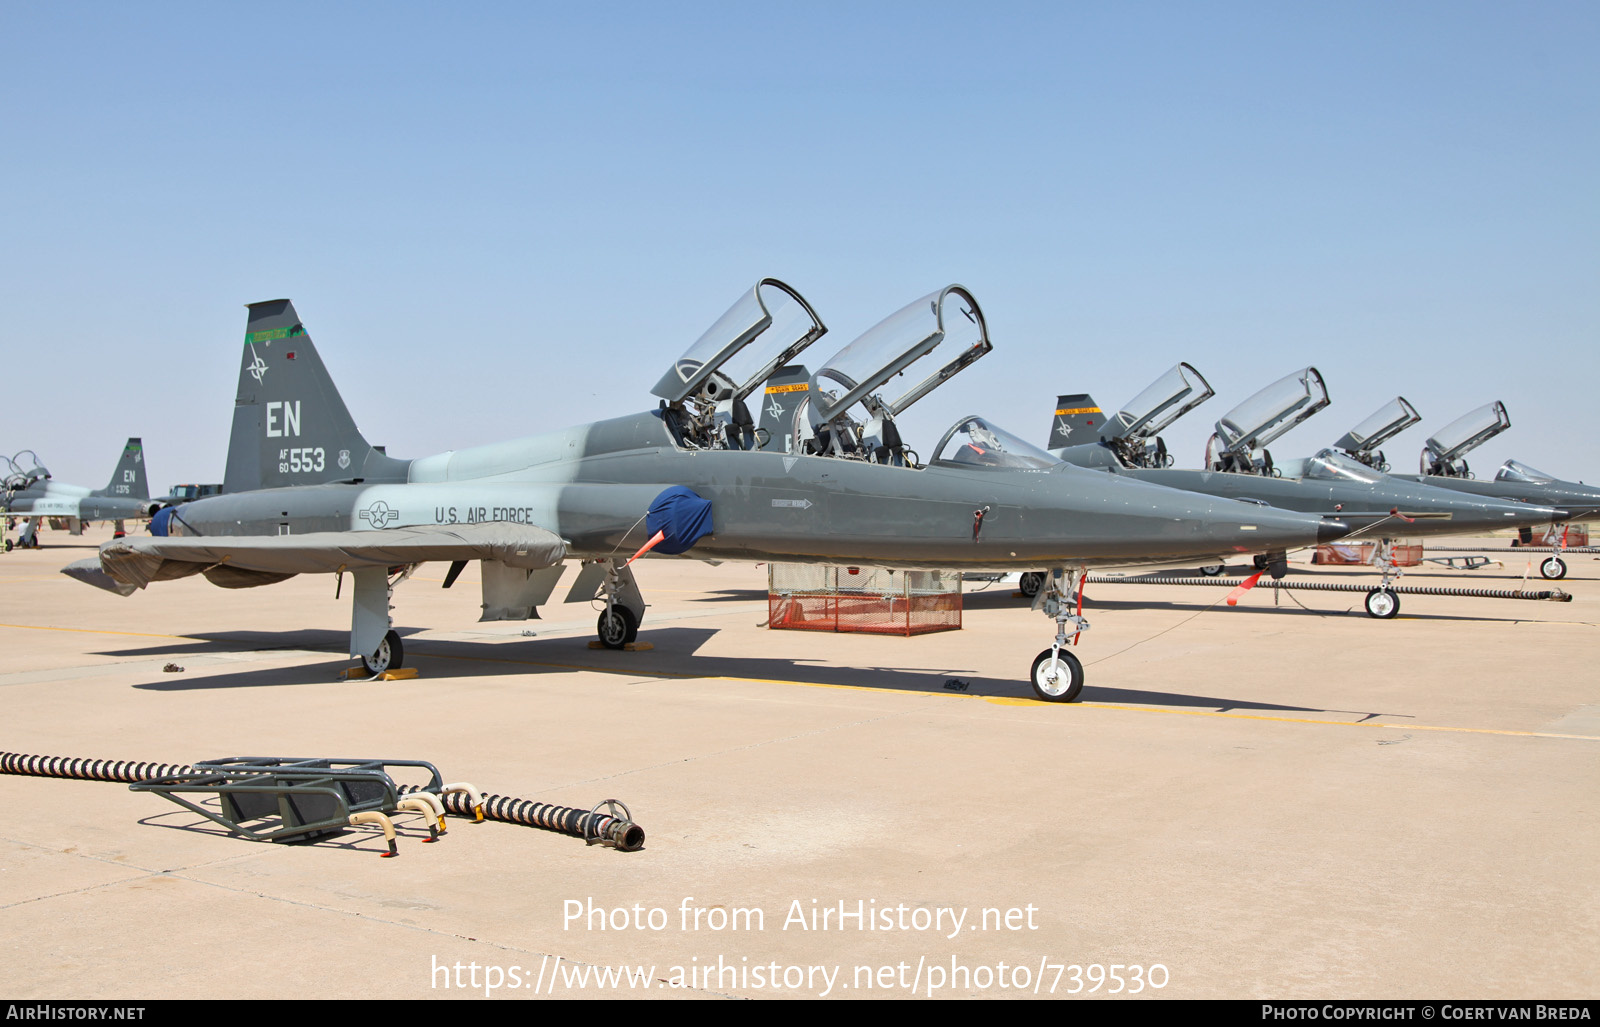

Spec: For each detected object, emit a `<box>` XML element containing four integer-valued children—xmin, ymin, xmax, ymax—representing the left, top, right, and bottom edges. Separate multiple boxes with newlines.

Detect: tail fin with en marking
<box><xmin>224</xmin><ymin>299</ymin><xmax>411</xmax><ymax>493</ymax></box>
<box><xmin>91</xmin><ymin>438</ymin><xmax>148</xmax><ymax>500</ymax></box>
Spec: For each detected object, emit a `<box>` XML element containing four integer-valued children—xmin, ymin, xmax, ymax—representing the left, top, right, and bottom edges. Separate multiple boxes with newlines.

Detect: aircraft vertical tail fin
<box><xmin>756</xmin><ymin>364</ymin><xmax>811</xmax><ymax>452</ymax></box>
<box><xmin>1045</xmin><ymin>394</ymin><xmax>1108</xmax><ymax>451</ymax></box>
<box><xmin>224</xmin><ymin>299</ymin><xmax>411</xmax><ymax>493</ymax></box>
<box><xmin>92</xmin><ymin>438</ymin><xmax>149</xmax><ymax>499</ymax></box>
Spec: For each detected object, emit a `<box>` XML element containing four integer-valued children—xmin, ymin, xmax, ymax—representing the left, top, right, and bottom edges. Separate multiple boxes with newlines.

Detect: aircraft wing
<box><xmin>63</xmin><ymin>522</ymin><xmax>567</xmax><ymax>595</ymax></box>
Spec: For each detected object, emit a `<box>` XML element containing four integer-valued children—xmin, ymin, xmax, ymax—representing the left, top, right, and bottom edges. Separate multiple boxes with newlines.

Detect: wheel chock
<box><xmin>585</xmin><ymin>641</ymin><xmax>654</xmax><ymax>652</ymax></box>
<box><xmin>340</xmin><ymin>667</ymin><xmax>420</xmax><ymax>680</ymax></box>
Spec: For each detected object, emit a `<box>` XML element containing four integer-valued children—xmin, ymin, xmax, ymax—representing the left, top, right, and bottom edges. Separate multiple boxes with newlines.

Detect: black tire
<box><xmin>1540</xmin><ymin>557</ymin><xmax>1567</xmax><ymax>581</ymax></box>
<box><xmin>1030</xmin><ymin>648</ymin><xmax>1084</xmax><ymax>703</ymax></box>
<box><xmin>1018</xmin><ymin>571</ymin><xmax>1045</xmax><ymax>599</ymax></box>
<box><xmin>1198</xmin><ymin>564</ymin><xmax>1224</xmax><ymax>577</ymax></box>
<box><xmin>361</xmin><ymin>630</ymin><xmax>404</xmax><ymax>675</ymax></box>
<box><xmin>597</xmin><ymin>606</ymin><xmax>639</xmax><ymax>649</ymax></box>
<box><xmin>3</xmin><ymin>539</ymin><xmax>10</xmax><ymax>552</ymax></box>
<box><xmin>1364</xmin><ymin>588</ymin><xmax>1400</xmax><ymax>619</ymax></box>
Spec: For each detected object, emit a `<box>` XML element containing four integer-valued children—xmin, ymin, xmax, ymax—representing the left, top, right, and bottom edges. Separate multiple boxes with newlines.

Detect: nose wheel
<box><xmin>1030</xmin><ymin>648</ymin><xmax>1083</xmax><ymax>702</ymax></box>
<box><xmin>1540</xmin><ymin>556</ymin><xmax>1567</xmax><ymax>580</ymax></box>
<box><xmin>1364</xmin><ymin>587</ymin><xmax>1400</xmax><ymax>619</ymax></box>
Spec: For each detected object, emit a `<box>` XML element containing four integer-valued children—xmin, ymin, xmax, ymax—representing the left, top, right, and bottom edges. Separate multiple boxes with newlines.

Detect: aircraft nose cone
<box><xmin>1318</xmin><ymin>519</ymin><xmax>1351</xmax><ymax>544</ymax></box>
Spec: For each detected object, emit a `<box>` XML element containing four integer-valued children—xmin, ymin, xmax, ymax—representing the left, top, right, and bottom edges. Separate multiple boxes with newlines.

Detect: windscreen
<box><xmin>1301</xmin><ymin>448</ymin><xmax>1384</xmax><ymax>484</ymax></box>
<box><xmin>932</xmin><ymin>415</ymin><xmax>1058</xmax><ymax>470</ymax></box>
<box><xmin>1495</xmin><ymin>459</ymin><xmax>1554</xmax><ymax>484</ymax></box>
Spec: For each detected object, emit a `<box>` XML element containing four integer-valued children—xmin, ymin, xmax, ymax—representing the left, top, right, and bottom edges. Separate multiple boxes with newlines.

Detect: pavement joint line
<box><xmin>554</xmin><ymin>702</ymin><xmax>941</xmax><ymax>790</ymax></box>
<box><xmin>1068</xmin><ymin>702</ymin><xmax>1600</xmax><ymax>740</ymax></box>
<box><xmin>0</xmin><ymin>622</ymin><xmax>192</xmax><ymax>639</ymax></box>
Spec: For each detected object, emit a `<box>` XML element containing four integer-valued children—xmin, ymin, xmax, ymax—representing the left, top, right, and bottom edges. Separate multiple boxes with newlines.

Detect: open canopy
<box><xmin>808</xmin><ymin>285</ymin><xmax>990</xmax><ymax>425</ymax></box>
<box><xmin>1213</xmin><ymin>367</ymin><xmax>1330</xmax><ymax>455</ymax></box>
<box><xmin>931</xmin><ymin>415</ymin><xmax>1058</xmax><ymax>471</ymax></box>
<box><xmin>1423</xmin><ymin>402</ymin><xmax>1511</xmax><ymax>466</ymax></box>
<box><xmin>651</xmin><ymin>278</ymin><xmax>826</xmax><ymax>405</ymax></box>
<box><xmin>1110</xmin><ymin>363</ymin><xmax>1215</xmax><ymax>441</ymax></box>
<box><xmin>1333</xmin><ymin>397</ymin><xmax>1420</xmax><ymax>455</ymax></box>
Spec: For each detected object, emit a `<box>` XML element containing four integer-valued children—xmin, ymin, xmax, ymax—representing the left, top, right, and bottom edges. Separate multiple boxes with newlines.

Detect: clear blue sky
<box><xmin>4</xmin><ymin>2</ymin><xmax>1597</xmax><ymax>488</ymax></box>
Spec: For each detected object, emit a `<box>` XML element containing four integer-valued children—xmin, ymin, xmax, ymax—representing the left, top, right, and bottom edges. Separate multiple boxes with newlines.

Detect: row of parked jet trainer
<box><xmin>19</xmin><ymin>279</ymin><xmax>1597</xmax><ymax>703</ymax></box>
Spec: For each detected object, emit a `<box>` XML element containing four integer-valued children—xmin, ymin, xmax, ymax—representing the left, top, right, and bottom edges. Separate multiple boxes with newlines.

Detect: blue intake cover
<box><xmin>150</xmin><ymin>506</ymin><xmax>176</xmax><ymax>536</ymax></box>
<box><xmin>646</xmin><ymin>486</ymin><xmax>714</xmax><ymax>555</ymax></box>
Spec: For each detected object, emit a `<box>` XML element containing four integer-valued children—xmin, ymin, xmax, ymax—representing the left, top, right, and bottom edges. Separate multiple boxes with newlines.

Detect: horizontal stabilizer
<box><xmin>88</xmin><ymin>522</ymin><xmax>567</xmax><ymax>590</ymax></box>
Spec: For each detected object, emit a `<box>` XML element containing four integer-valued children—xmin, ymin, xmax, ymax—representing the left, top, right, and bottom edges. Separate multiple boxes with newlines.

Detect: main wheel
<box><xmin>361</xmin><ymin>629</ymin><xmax>404</xmax><ymax>675</ymax></box>
<box><xmin>1364</xmin><ymin>588</ymin><xmax>1400</xmax><ymax>619</ymax></box>
<box><xmin>1030</xmin><ymin>648</ymin><xmax>1084</xmax><ymax>703</ymax></box>
<box><xmin>597</xmin><ymin>606</ymin><xmax>639</xmax><ymax>649</ymax></box>
<box><xmin>1018</xmin><ymin>571</ymin><xmax>1045</xmax><ymax>599</ymax></box>
<box><xmin>1540</xmin><ymin>557</ymin><xmax>1567</xmax><ymax>581</ymax></box>
<box><xmin>1198</xmin><ymin>564</ymin><xmax>1225</xmax><ymax>577</ymax></box>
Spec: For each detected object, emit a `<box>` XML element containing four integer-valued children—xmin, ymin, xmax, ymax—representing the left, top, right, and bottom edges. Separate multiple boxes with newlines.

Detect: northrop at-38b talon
<box><xmin>3</xmin><ymin>439</ymin><xmax>159</xmax><ymax>549</ymax></box>
<box><xmin>66</xmin><ymin>282</ymin><xmax>1346</xmax><ymax>701</ymax></box>
<box><xmin>1045</xmin><ymin>366</ymin><xmax>1567</xmax><ymax>617</ymax></box>
<box><xmin>1394</xmin><ymin>401</ymin><xmax>1600</xmax><ymax>580</ymax></box>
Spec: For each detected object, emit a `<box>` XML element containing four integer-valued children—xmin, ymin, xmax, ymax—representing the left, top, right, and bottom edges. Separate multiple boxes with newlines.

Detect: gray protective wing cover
<box><xmin>92</xmin><ymin>523</ymin><xmax>567</xmax><ymax>589</ymax></box>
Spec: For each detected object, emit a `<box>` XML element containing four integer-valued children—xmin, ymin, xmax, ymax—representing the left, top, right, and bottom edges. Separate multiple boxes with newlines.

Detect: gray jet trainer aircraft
<box><xmin>1392</xmin><ymin>401</ymin><xmax>1600</xmax><ymax>580</ymax></box>
<box><xmin>3</xmin><ymin>439</ymin><xmax>157</xmax><ymax>549</ymax></box>
<box><xmin>65</xmin><ymin>282</ymin><xmax>1346</xmax><ymax>701</ymax></box>
<box><xmin>1046</xmin><ymin>366</ymin><xmax>1567</xmax><ymax>617</ymax></box>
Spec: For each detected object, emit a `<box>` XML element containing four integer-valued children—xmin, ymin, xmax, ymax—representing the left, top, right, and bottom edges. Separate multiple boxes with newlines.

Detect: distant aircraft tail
<box><xmin>224</xmin><ymin>299</ymin><xmax>411</xmax><ymax>493</ymax></box>
<box><xmin>1045</xmin><ymin>394</ymin><xmax>1108</xmax><ymax>450</ymax></box>
<box><xmin>756</xmin><ymin>364</ymin><xmax>811</xmax><ymax>452</ymax></box>
<box><xmin>92</xmin><ymin>438</ymin><xmax>149</xmax><ymax>500</ymax></box>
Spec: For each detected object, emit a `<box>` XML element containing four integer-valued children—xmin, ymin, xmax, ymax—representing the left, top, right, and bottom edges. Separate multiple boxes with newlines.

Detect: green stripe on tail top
<box><xmin>244</xmin><ymin>324</ymin><xmax>306</xmax><ymax>345</ymax></box>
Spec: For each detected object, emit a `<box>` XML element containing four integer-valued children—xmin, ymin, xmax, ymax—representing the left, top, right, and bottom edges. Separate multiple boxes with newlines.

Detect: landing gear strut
<box><xmin>592</xmin><ymin>559</ymin><xmax>645</xmax><ymax>649</ymax></box>
<box><xmin>1364</xmin><ymin>538</ymin><xmax>1401</xmax><ymax>619</ymax></box>
<box><xmin>1540</xmin><ymin>524</ymin><xmax>1570</xmax><ymax>580</ymax></box>
<box><xmin>1029</xmin><ymin>567</ymin><xmax>1088</xmax><ymax>702</ymax></box>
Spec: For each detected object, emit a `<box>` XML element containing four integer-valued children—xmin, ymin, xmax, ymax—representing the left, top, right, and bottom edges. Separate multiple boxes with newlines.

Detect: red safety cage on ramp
<box><xmin>767</xmin><ymin>565</ymin><xmax>962</xmax><ymax>636</ymax></box>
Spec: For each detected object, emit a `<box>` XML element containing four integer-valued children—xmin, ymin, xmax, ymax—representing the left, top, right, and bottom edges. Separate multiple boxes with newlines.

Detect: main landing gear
<box><xmin>350</xmin><ymin>565</ymin><xmax>415</xmax><ymax>677</ymax></box>
<box><xmin>1029</xmin><ymin>567</ymin><xmax>1088</xmax><ymax>703</ymax></box>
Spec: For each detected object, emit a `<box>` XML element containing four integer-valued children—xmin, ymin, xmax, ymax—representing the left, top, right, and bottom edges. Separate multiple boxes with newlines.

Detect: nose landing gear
<box><xmin>1029</xmin><ymin>567</ymin><xmax>1088</xmax><ymax>702</ymax></box>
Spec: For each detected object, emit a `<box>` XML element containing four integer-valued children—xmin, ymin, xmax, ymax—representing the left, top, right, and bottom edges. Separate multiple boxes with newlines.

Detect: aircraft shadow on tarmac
<box><xmin>117</xmin><ymin>625</ymin><xmax>1406</xmax><ymax>719</ymax></box>
<box><xmin>956</xmin><ymin>585</ymin><xmax>1558</xmax><ymax>623</ymax></box>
